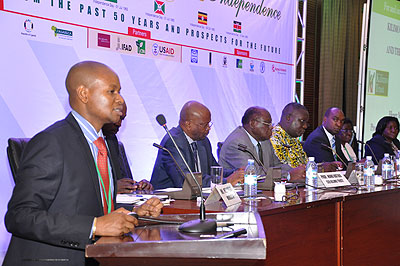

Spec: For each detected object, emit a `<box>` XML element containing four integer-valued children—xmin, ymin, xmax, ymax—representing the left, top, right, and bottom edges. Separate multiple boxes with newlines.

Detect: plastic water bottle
<box><xmin>244</xmin><ymin>159</ymin><xmax>257</xmax><ymax>199</ymax></box>
<box><xmin>396</xmin><ymin>151</ymin><xmax>400</xmax><ymax>177</ymax></box>
<box><xmin>364</xmin><ymin>156</ymin><xmax>375</xmax><ymax>187</ymax></box>
<box><xmin>306</xmin><ymin>157</ymin><xmax>318</xmax><ymax>189</ymax></box>
<box><xmin>382</xmin><ymin>153</ymin><xmax>392</xmax><ymax>180</ymax></box>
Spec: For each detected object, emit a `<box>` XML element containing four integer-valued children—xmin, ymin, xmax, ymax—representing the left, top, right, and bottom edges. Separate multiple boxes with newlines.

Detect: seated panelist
<box><xmin>150</xmin><ymin>101</ymin><xmax>244</xmax><ymax>189</ymax></box>
<box><xmin>365</xmin><ymin>116</ymin><xmax>400</xmax><ymax>164</ymax></box>
<box><xmin>102</xmin><ymin>102</ymin><xmax>153</xmax><ymax>193</ymax></box>
<box><xmin>218</xmin><ymin>106</ymin><xmax>304</xmax><ymax>180</ymax></box>
<box><xmin>303</xmin><ymin>107</ymin><xmax>348</xmax><ymax>171</ymax></box>
<box><xmin>336</xmin><ymin>118</ymin><xmax>358</xmax><ymax>163</ymax></box>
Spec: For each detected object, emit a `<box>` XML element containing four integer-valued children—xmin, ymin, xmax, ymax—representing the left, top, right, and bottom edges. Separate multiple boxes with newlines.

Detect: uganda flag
<box><xmin>233</xmin><ymin>21</ymin><xmax>241</xmax><ymax>33</ymax></box>
<box><xmin>154</xmin><ymin>0</ymin><xmax>165</xmax><ymax>15</ymax></box>
<box><xmin>198</xmin><ymin>11</ymin><xmax>207</xmax><ymax>25</ymax></box>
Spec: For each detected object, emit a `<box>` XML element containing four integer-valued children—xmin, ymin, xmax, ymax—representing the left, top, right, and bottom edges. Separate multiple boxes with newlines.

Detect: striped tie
<box><xmin>331</xmin><ymin>137</ymin><xmax>338</xmax><ymax>161</ymax></box>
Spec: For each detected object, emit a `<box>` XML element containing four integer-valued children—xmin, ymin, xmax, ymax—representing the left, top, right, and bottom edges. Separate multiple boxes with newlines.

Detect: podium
<box><xmin>86</xmin><ymin>212</ymin><xmax>266</xmax><ymax>266</ymax></box>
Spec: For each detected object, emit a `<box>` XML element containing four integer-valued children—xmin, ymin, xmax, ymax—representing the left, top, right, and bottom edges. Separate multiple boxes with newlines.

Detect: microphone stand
<box><xmin>153</xmin><ymin>143</ymin><xmax>186</xmax><ymax>181</ymax></box>
<box><xmin>156</xmin><ymin>114</ymin><xmax>216</xmax><ymax>233</ymax></box>
<box><xmin>320</xmin><ymin>143</ymin><xmax>348</xmax><ymax>168</ymax></box>
<box><xmin>357</xmin><ymin>140</ymin><xmax>379</xmax><ymax>164</ymax></box>
<box><xmin>237</xmin><ymin>143</ymin><xmax>268</xmax><ymax>175</ymax></box>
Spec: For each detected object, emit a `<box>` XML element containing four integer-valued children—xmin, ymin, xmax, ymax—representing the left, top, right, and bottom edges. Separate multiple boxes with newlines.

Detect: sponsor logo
<box><xmin>51</xmin><ymin>26</ymin><xmax>73</xmax><ymax>40</ymax></box>
<box><xmin>136</xmin><ymin>40</ymin><xmax>146</xmax><ymax>54</ymax></box>
<box><xmin>97</xmin><ymin>33</ymin><xmax>110</xmax><ymax>48</ymax></box>
<box><xmin>105</xmin><ymin>0</ymin><xmax>117</xmax><ymax>2</ymax></box>
<box><xmin>24</xmin><ymin>19</ymin><xmax>33</xmax><ymax>33</ymax></box>
<box><xmin>128</xmin><ymin>27</ymin><xmax>151</xmax><ymax>39</ymax></box>
<box><xmin>272</xmin><ymin>64</ymin><xmax>287</xmax><ymax>74</ymax></box>
<box><xmin>209</xmin><ymin>52</ymin><xmax>212</xmax><ymax>66</ymax></box>
<box><xmin>222</xmin><ymin>56</ymin><xmax>228</xmax><ymax>68</ymax></box>
<box><xmin>154</xmin><ymin>0</ymin><xmax>165</xmax><ymax>15</ymax></box>
<box><xmin>152</xmin><ymin>43</ymin><xmax>175</xmax><ymax>57</ymax></box>
<box><xmin>198</xmin><ymin>11</ymin><xmax>207</xmax><ymax>25</ymax></box>
<box><xmin>116</xmin><ymin>37</ymin><xmax>132</xmax><ymax>51</ymax></box>
<box><xmin>236</xmin><ymin>59</ymin><xmax>242</xmax><ymax>69</ymax></box>
<box><xmin>191</xmin><ymin>49</ymin><xmax>198</xmax><ymax>63</ymax></box>
<box><xmin>249</xmin><ymin>60</ymin><xmax>254</xmax><ymax>72</ymax></box>
<box><xmin>260</xmin><ymin>61</ymin><xmax>265</xmax><ymax>73</ymax></box>
<box><xmin>233</xmin><ymin>21</ymin><xmax>241</xmax><ymax>33</ymax></box>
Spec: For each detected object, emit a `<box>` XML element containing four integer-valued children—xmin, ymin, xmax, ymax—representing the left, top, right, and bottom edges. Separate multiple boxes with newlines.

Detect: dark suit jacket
<box><xmin>303</xmin><ymin>125</ymin><xmax>348</xmax><ymax>165</ymax></box>
<box><xmin>150</xmin><ymin>126</ymin><xmax>230</xmax><ymax>189</ymax></box>
<box><xmin>365</xmin><ymin>134</ymin><xmax>400</xmax><ymax>164</ymax></box>
<box><xmin>4</xmin><ymin>113</ymin><xmax>120</xmax><ymax>266</ymax></box>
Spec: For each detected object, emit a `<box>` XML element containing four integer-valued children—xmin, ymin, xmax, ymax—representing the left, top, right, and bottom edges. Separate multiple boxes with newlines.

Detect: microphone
<box><xmin>357</xmin><ymin>140</ymin><xmax>378</xmax><ymax>164</ymax></box>
<box><xmin>155</xmin><ymin>114</ymin><xmax>216</xmax><ymax>233</ymax></box>
<box><xmin>320</xmin><ymin>143</ymin><xmax>348</xmax><ymax>167</ymax></box>
<box><xmin>237</xmin><ymin>143</ymin><xmax>268</xmax><ymax>175</ymax></box>
<box><xmin>152</xmin><ymin>143</ymin><xmax>186</xmax><ymax>182</ymax></box>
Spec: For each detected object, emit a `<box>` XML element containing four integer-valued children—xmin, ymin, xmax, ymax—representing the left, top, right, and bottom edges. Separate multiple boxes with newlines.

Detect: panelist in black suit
<box><xmin>4</xmin><ymin>61</ymin><xmax>163</xmax><ymax>266</ymax></box>
<box><xmin>303</xmin><ymin>107</ymin><xmax>348</xmax><ymax>170</ymax></box>
<box><xmin>150</xmin><ymin>101</ymin><xmax>244</xmax><ymax>189</ymax></box>
<box><xmin>103</xmin><ymin>102</ymin><xmax>153</xmax><ymax>193</ymax></box>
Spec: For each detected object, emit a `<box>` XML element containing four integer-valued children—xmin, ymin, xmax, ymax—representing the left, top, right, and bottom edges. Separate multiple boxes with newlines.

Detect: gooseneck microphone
<box><xmin>153</xmin><ymin>143</ymin><xmax>187</xmax><ymax>181</ymax></box>
<box><xmin>155</xmin><ymin>114</ymin><xmax>216</xmax><ymax>233</ymax></box>
<box><xmin>320</xmin><ymin>143</ymin><xmax>348</xmax><ymax>168</ymax></box>
<box><xmin>238</xmin><ymin>143</ymin><xmax>268</xmax><ymax>175</ymax></box>
<box><xmin>357</xmin><ymin>140</ymin><xmax>378</xmax><ymax>164</ymax></box>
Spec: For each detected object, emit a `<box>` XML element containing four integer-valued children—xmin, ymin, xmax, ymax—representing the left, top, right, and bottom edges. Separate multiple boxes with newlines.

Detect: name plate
<box><xmin>205</xmin><ymin>183</ymin><xmax>241</xmax><ymax>207</ymax></box>
<box><xmin>317</xmin><ymin>172</ymin><xmax>351</xmax><ymax>188</ymax></box>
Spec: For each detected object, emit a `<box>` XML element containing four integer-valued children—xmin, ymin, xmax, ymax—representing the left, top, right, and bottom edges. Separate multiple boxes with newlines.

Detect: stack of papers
<box><xmin>116</xmin><ymin>194</ymin><xmax>172</xmax><ymax>206</ymax></box>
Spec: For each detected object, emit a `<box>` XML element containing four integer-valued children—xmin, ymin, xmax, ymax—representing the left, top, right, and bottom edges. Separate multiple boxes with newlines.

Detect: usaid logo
<box><xmin>152</xmin><ymin>43</ymin><xmax>175</xmax><ymax>57</ymax></box>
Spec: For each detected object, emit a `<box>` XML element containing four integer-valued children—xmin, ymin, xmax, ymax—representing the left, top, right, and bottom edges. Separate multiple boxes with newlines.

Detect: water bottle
<box><xmin>244</xmin><ymin>159</ymin><xmax>257</xmax><ymax>199</ymax></box>
<box><xmin>306</xmin><ymin>157</ymin><xmax>318</xmax><ymax>189</ymax></box>
<box><xmin>395</xmin><ymin>151</ymin><xmax>400</xmax><ymax>177</ymax></box>
<box><xmin>364</xmin><ymin>156</ymin><xmax>375</xmax><ymax>187</ymax></box>
<box><xmin>382</xmin><ymin>153</ymin><xmax>392</xmax><ymax>180</ymax></box>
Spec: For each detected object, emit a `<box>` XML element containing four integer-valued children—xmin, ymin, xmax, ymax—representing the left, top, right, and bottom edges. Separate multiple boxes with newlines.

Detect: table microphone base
<box><xmin>178</xmin><ymin>219</ymin><xmax>217</xmax><ymax>233</ymax></box>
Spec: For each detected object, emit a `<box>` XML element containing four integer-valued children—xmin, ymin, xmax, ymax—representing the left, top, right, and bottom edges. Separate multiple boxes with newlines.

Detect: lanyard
<box><xmin>343</xmin><ymin>145</ymin><xmax>354</xmax><ymax>163</ymax></box>
<box><xmin>94</xmin><ymin>161</ymin><xmax>112</xmax><ymax>214</ymax></box>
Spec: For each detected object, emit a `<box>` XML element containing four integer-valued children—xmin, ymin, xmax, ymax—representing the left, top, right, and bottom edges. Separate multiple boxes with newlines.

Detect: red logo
<box><xmin>234</xmin><ymin>49</ymin><xmax>249</xmax><ymax>57</ymax></box>
<box><xmin>97</xmin><ymin>33</ymin><xmax>110</xmax><ymax>48</ymax></box>
<box><xmin>128</xmin><ymin>27</ymin><xmax>151</xmax><ymax>39</ymax></box>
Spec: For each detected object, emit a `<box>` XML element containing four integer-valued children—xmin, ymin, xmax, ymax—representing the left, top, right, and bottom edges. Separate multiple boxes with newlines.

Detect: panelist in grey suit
<box><xmin>150</xmin><ymin>101</ymin><xmax>244</xmax><ymax>189</ymax></box>
<box><xmin>219</xmin><ymin>106</ymin><xmax>305</xmax><ymax>180</ymax></box>
<box><xmin>4</xmin><ymin>61</ymin><xmax>163</xmax><ymax>266</ymax></box>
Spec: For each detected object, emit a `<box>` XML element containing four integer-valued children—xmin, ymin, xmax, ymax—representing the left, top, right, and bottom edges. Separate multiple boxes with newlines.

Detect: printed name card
<box><xmin>205</xmin><ymin>183</ymin><xmax>241</xmax><ymax>207</ymax></box>
<box><xmin>317</xmin><ymin>172</ymin><xmax>351</xmax><ymax>188</ymax></box>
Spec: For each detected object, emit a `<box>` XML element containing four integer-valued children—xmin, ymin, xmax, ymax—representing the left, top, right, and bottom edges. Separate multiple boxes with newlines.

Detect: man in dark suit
<box><xmin>150</xmin><ymin>101</ymin><xmax>244</xmax><ymax>189</ymax></box>
<box><xmin>4</xmin><ymin>61</ymin><xmax>163</xmax><ymax>266</ymax></box>
<box><xmin>303</xmin><ymin>107</ymin><xmax>348</xmax><ymax>170</ymax></box>
<box><xmin>103</xmin><ymin>102</ymin><xmax>153</xmax><ymax>193</ymax></box>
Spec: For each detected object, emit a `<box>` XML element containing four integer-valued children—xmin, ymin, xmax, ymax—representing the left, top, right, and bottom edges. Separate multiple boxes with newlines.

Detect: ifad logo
<box><xmin>191</xmin><ymin>49</ymin><xmax>198</xmax><ymax>63</ymax></box>
<box><xmin>154</xmin><ymin>0</ymin><xmax>165</xmax><ymax>15</ymax></box>
<box><xmin>136</xmin><ymin>40</ymin><xmax>146</xmax><ymax>54</ymax></box>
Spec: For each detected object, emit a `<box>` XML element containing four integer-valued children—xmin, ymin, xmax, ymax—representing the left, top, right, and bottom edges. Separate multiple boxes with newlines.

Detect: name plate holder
<box><xmin>258</xmin><ymin>167</ymin><xmax>282</xmax><ymax>190</ymax></box>
<box><xmin>155</xmin><ymin>172</ymin><xmax>202</xmax><ymax>200</ymax></box>
<box><xmin>317</xmin><ymin>172</ymin><xmax>351</xmax><ymax>188</ymax></box>
<box><xmin>205</xmin><ymin>183</ymin><xmax>241</xmax><ymax>207</ymax></box>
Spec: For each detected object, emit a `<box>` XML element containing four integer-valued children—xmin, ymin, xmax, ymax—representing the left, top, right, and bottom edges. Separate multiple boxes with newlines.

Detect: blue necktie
<box><xmin>190</xmin><ymin>142</ymin><xmax>199</xmax><ymax>172</ymax></box>
<box><xmin>331</xmin><ymin>137</ymin><xmax>338</xmax><ymax>161</ymax></box>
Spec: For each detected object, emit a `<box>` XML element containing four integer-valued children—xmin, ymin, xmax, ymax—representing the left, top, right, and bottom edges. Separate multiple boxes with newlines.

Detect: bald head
<box><xmin>242</xmin><ymin>106</ymin><xmax>273</xmax><ymax>141</ymax></box>
<box><xmin>65</xmin><ymin>61</ymin><xmax>124</xmax><ymax>132</ymax></box>
<box><xmin>179</xmin><ymin>101</ymin><xmax>211</xmax><ymax>141</ymax></box>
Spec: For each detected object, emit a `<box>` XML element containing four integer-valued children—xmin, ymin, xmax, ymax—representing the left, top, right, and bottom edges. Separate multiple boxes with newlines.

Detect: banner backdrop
<box><xmin>0</xmin><ymin>0</ymin><xmax>296</xmax><ymax>252</ymax></box>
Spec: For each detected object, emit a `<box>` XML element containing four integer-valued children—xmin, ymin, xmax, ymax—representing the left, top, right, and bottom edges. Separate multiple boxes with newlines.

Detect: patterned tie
<box><xmin>93</xmin><ymin>137</ymin><xmax>114</xmax><ymax>214</ymax></box>
<box><xmin>190</xmin><ymin>142</ymin><xmax>199</xmax><ymax>172</ymax></box>
<box><xmin>331</xmin><ymin>137</ymin><xmax>338</xmax><ymax>161</ymax></box>
<box><xmin>257</xmin><ymin>142</ymin><xmax>264</xmax><ymax>164</ymax></box>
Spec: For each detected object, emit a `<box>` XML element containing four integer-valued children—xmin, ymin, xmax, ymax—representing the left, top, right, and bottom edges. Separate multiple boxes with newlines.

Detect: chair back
<box><xmin>7</xmin><ymin>138</ymin><xmax>30</xmax><ymax>182</ymax></box>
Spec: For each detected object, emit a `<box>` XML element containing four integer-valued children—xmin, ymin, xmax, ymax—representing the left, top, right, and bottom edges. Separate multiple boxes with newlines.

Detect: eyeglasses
<box><xmin>256</xmin><ymin>120</ymin><xmax>273</xmax><ymax>127</ymax></box>
<box><xmin>192</xmin><ymin>121</ymin><xmax>213</xmax><ymax>129</ymax></box>
<box><xmin>340</xmin><ymin>129</ymin><xmax>353</xmax><ymax>133</ymax></box>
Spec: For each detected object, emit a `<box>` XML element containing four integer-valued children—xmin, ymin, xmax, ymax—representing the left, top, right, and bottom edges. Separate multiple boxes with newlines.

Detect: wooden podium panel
<box><xmin>342</xmin><ymin>187</ymin><xmax>400</xmax><ymax>265</ymax></box>
<box><xmin>86</xmin><ymin>212</ymin><xmax>266</xmax><ymax>266</ymax></box>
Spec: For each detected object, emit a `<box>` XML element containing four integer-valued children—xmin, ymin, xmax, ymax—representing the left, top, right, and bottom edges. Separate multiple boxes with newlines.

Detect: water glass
<box><xmin>210</xmin><ymin>166</ymin><xmax>223</xmax><ymax>190</ymax></box>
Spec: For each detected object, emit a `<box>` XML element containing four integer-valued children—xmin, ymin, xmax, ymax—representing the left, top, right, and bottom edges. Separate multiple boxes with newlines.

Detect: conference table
<box><xmin>163</xmin><ymin>182</ymin><xmax>400</xmax><ymax>266</ymax></box>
